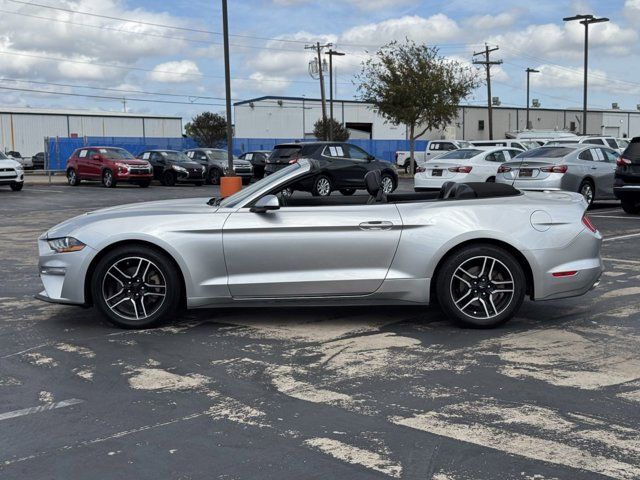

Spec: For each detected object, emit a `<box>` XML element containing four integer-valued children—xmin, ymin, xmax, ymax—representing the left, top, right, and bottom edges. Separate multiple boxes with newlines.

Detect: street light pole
<box><xmin>325</xmin><ymin>49</ymin><xmax>345</xmax><ymax>141</ymax></box>
<box><xmin>526</xmin><ymin>68</ymin><xmax>539</xmax><ymax>130</ymax></box>
<box><xmin>221</xmin><ymin>0</ymin><xmax>234</xmax><ymax>177</ymax></box>
<box><xmin>563</xmin><ymin>14</ymin><xmax>609</xmax><ymax>135</ymax></box>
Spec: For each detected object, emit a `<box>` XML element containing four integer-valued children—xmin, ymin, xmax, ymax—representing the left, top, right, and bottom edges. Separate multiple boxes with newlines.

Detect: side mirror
<box><xmin>91</xmin><ymin>154</ymin><xmax>101</xmax><ymax>161</ymax></box>
<box><xmin>367</xmin><ymin>155</ymin><xmax>375</xmax><ymax>162</ymax></box>
<box><xmin>250</xmin><ymin>194</ymin><xmax>280</xmax><ymax>213</ymax></box>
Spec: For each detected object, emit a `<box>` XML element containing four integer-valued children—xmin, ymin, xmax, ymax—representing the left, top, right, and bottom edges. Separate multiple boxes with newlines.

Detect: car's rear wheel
<box><xmin>194</xmin><ymin>181</ymin><xmax>204</xmax><ymax>187</ymax></box>
<box><xmin>208</xmin><ymin>168</ymin><xmax>222</xmax><ymax>185</ymax></box>
<box><xmin>381</xmin><ymin>173</ymin><xmax>395</xmax><ymax>194</ymax></box>
<box><xmin>91</xmin><ymin>245</ymin><xmax>181</xmax><ymax>329</ymax></box>
<box><xmin>138</xmin><ymin>180</ymin><xmax>151</xmax><ymax>188</ymax></box>
<box><xmin>579</xmin><ymin>179</ymin><xmax>594</xmax><ymax>207</ymax></box>
<box><xmin>436</xmin><ymin>244</ymin><xmax>526</xmax><ymax>328</ymax></box>
<box><xmin>621</xmin><ymin>198</ymin><xmax>640</xmax><ymax>214</ymax></box>
<box><xmin>67</xmin><ymin>168</ymin><xmax>80</xmax><ymax>186</ymax></box>
<box><xmin>102</xmin><ymin>169</ymin><xmax>116</xmax><ymax>188</ymax></box>
<box><xmin>340</xmin><ymin>188</ymin><xmax>356</xmax><ymax>196</ymax></box>
<box><xmin>312</xmin><ymin>175</ymin><xmax>332</xmax><ymax>196</ymax></box>
<box><xmin>10</xmin><ymin>182</ymin><xmax>23</xmax><ymax>191</ymax></box>
<box><xmin>162</xmin><ymin>171</ymin><xmax>176</xmax><ymax>186</ymax></box>
<box><xmin>486</xmin><ymin>176</ymin><xmax>496</xmax><ymax>183</ymax></box>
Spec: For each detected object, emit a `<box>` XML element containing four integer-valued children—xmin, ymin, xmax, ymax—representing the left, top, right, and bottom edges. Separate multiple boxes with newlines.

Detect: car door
<box><xmin>321</xmin><ymin>144</ymin><xmax>360</xmax><ymax>188</ymax></box>
<box><xmin>86</xmin><ymin>148</ymin><xmax>102</xmax><ymax>179</ymax></box>
<box><xmin>149</xmin><ymin>152</ymin><xmax>166</xmax><ymax>179</ymax></box>
<box><xmin>425</xmin><ymin>142</ymin><xmax>440</xmax><ymax>159</ymax></box>
<box><xmin>76</xmin><ymin>149</ymin><xmax>90</xmax><ymax>177</ymax></box>
<box><xmin>480</xmin><ymin>150</ymin><xmax>508</xmax><ymax>181</ymax></box>
<box><xmin>222</xmin><ymin>201</ymin><xmax>403</xmax><ymax>297</ymax></box>
<box><xmin>344</xmin><ymin>144</ymin><xmax>373</xmax><ymax>187</ymax></box>
<box><xmin>597</xmin><ymin>148</ymin><xmax>618</xmax><ymax>198</ymax></box>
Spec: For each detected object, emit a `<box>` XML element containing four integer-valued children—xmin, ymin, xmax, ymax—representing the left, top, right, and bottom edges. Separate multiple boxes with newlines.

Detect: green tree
<box><xmin>313</xmin><ymin>118</ymin><xmax>350</xmax><ymax>142</ymax></box>
<box><xmin>184</xmin><ymin>112</ymin><xmax>228</xmax><ymax>147</ymax></box>
<box><xmin>356</xmin><ymin>40</ymin><xmax>481</xmax><ymax>174</ymax></box>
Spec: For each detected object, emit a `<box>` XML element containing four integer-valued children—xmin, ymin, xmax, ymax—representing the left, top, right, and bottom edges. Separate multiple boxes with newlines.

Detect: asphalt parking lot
<box><xmin>2</xmin><ymin>178</ymin><xmax>640</xmax><ymax>480</ymax></box>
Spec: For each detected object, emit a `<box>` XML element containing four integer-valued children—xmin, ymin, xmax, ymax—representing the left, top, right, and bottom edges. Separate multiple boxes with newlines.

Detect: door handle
<box><xmin>359</xmin><ymin>221</ymin><xmax>394</xmax><ymax>230</ymax></box>
<box><xmin>591</xmin><ymin>167</ymin><xmax>597</xmax><ymax>170</ymax></box>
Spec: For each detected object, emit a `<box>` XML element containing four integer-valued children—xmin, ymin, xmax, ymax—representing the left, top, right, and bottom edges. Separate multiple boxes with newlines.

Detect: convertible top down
<box><xmin>37</xmin><ymin>159</ymin><xmax>603</xmax><ymax>329</ymax></box>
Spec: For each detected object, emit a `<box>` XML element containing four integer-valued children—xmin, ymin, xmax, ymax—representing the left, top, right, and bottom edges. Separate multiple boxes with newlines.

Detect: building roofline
<box><xmin>234</xmin><ymin>95</ymin><xmax>369</xmax><ymax>106</ymax></box>
<box><xmin>0</xmin><ymin>106</ymin><xmax>181</xmax><ymax>119</ymax></box>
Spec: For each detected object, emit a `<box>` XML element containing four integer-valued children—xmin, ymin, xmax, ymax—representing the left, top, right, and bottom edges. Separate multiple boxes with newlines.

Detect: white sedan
<box><xmin>414</xmin><ymin>147</ymin><xmax>523</xmax><ymax>191</ymax></box>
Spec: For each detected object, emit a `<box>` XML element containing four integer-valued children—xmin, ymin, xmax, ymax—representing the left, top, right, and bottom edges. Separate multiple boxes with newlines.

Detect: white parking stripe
<box><xmin>603</xmin><ymin>232</ymin><xmax>640</xmax><ymax>242</ymax></box>
<box><xmin>603</xmin><ymin>257</ymin><xmax>640</xmax><ymax>265</ymax></box>
<box><xmin>24</xmin><ymin>188</ymin><xmax>65</xmax><ymax>193</ymax></box>
<box><xmin>0</xmin><ymin>399</ymin><xmax>83</xmax><ymax>422</ymax></box>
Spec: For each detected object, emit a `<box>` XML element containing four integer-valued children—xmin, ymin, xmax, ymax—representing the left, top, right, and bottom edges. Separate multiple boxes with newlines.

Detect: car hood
<box><xmin>232</xmin><ymin>159</ymin><xmax>251</xmax><ymax>166</ymax></box>
<box><xmin>117</xmin><ymin>160</ymin><xmax>150</xmax><ymax>166</ymax></box>
<box><xmin>44</xmin><ymin>197</ymin><xmax>216</xmax><ymax>239</ymax></box>
<box><xmin>172</xmin><ymin>161</ymin><xmax>203</xmax><ymax>169</ymax></box>
<box><xmin>0</xmin><ymin>158</ymin><xmax>21</xmax><ymax>168</ymax></box>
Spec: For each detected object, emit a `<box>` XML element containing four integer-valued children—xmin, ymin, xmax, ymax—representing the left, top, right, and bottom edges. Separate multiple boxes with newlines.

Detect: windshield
<box><xmin>515</xmin><ymin>147</ymin><xmax>573</xmax><ymax>159</ymax></box>
<box><xmin>438</xmin><ymin>149</ymin><xmax>482</xmax><ymax>160</ymax></box>
<box><xmin>457</xmin><ymin>141</ymin><xmax>472</xmax><ymax>148</ymax></box>
<box><xmin>161</xmin><ymin>151</ymin><xmax>191</xmax><ymax>163</ymax></box>
<box><xmin>219</xmin><ymin>163</ymin><xmax>301</xmax><ymax>208</ymax></box>
<box><xmin>100</xmin><ymin>148</ymin><xmax>134</xmax><ymax>159</ymax></box>
<box><xmin>0</xmin><ymin>151</ymin><xmax>8</xmax><ymax>160</ymax></box>
<box><xmin>618</xmin><ymin>139</ymin><xmax>629</xmax><ymax>149</ymax></box>
<box><xmin>521</xmin><ymin>141</ymin><xmax>540</xmax><ymax>150</ymax></box>
<box><xmin>204</xmin><ymin>149</ymin><xmax>228</xmax><ymax>160</ymax></box>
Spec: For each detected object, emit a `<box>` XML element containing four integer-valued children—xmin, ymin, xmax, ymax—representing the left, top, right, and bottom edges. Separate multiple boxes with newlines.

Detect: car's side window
<box><xmin>323</xmin><ymin>145</ymin><xmax>346</xmax><ymax>158</ymax></box>
<box><xmin>591</xmin><ymin>148</ymin><xmax>604</xmax><ymax>162</ymax></box>
<box><xmin>141</xmin><ymin>152</ymin><xmax>151</xmax><ymax>160</ymax></box>
<box><xmin>244</xmin><ymin>153</ymin><xmax>253</xmax><ymax>160</ymax></box>
<box><xmin>186</xmin><ymin>151</ymin><xmax>194</xmax><ymax>158</ymax></box>
<box><xmin>78</xmin><ymin>149</ymin><xmax>88</xmax><ymax>158</ymax></box>
<box><xmin>587</xmin><ymin>138</ymin><xmax>605</xmax><ymax>145</ymax></box>
<box><xmin>601</xmin><ymin>148</ymin><xmax>618</xmax><ymax>163</ymax></box>
<box><xmin>441</xmin><ymin>143</ymin><xmax>455</xmax><ymax>151</ymax></box>
<box><xmin>578</xmin><ymin>149</ymin><xmax>593</xmax><ymax>161</ymax></box>
<box><xmin>485</xmin><ymin>151</ymin><xmax>506</xmax><ymax>162</ymax></box>
<box><xmin>429</xmin><ymin>143</ymin><xmax>439</xmax><ymax>151</ymax></box>
<box><xmin>347</xmin><ymin>145</ymin><xmax>370</xmax><ymax>161</ymax></box>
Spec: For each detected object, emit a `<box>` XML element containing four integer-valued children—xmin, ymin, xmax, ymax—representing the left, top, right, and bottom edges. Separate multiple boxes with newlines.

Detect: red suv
<box><xmin>66</xmin><ymin>147</ymin><xmax>153</xmax><ymax>188</ymax></box>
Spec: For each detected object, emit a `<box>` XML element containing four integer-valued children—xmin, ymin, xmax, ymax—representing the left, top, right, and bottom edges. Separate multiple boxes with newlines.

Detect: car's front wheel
<box><xmin>312</xmin><ymin>175</ymin><xmax>332</xmax><ymax>196</ymax></box>
<box><xmin>436</xmin><ymin>244</ymin><xmax>526</xmax><ymax>328</ymax></box>
<box><xmin>381</xmin><ymin>173</ymin><xmax>395</xmax><ymax>194</ymax></box>
<box><xmin>67</xmin><ymin>168</ymin><xmax>80</xmax><ymax>186</ymax></box>
<box><xmin>10</xmin><ymin>182</ymin><xmax>23</xmax><ymax>191</ymax></box>
<box><xmin>102</xmin><ymin>169</ymin><xmax>116</xmax><ymax>188</ymax></box>
<box><xmin>161</xmin><ymin>171</ymin><xmax>176</xmax><ymax>186</ymax></box>
<box><xmin>621</xmin><ymin>197</ymin><xmax>640</xmax><ymax>214</ymax></box>
<box><xmin>91</xmin><ymin>245</ymin><xmax>181</xmax><ymax>329</ymax></box>
<box><xmin>208</xmin><ymin>168</ymin><xmax>222</xmax><ymax>185</ymax></box>
<box><xmin>579</xmin><ymin>179</ymin><xmax>594</xmax><ymax>207</ymax></box>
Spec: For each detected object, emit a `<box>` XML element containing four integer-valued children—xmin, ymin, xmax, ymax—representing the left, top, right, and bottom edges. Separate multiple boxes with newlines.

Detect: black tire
<box><xmin>10</xmin><ymin>182</ymin><xmax>23</xmax><ymax>191</ymax></box>
<box><xmin>436</xmin><ymin>244</ymin><xmax>526</xmax><ymax>328</ymax></box>
<box><xmin>194</xmin><ymin>181</ymin><xmax>204</xmax><ymax>187</ymax></box>
<box><xmin>579</xmin><ymin>179</ymin><xmax>594</xmax><ymax>208</ymax></box>
<box><xmin>102</xmin><ymin>169</ymin><xmax>116</xmax><ymax>188</ymax></box>
<box><xmin>340</xmin><ymin>188</ymin><xmax>356</xmax><ymax>196</ymax></box>
<box><xmin>312</xmin><ymin>175</ymin><xmax>332</xmax><ymax>197</ymax></box>
<box><xmin>162</xmin><ymin>170</ymin><xmax>176</xmax><ymax>186</ymax></box>
<box><xmin>91</xmin><ymin>245</ymin><xmax>181</xmax><ymax>329</ymax></box>
<box><xmin>138</xmin><ymin>180</ymin><xmax>151</xmax><ymax>188</ymax></box>
<box><xmin>486</xmin><ymin>176</ymin><xmax>496</xmax><ymax>183</ymax></box>
<box><xmin>208</xmin><ymin>168</ymin><xmax>222</xmax><ymax>185</ymax></box>
<box><xmin>621</xmin><ymin>198</ymin><xmax>640</xmax><ymax>214</ymax></box>
<box><xmin>67</xmin><ymin>168</ymin><xmax>80</xmax><ymax>186</ymax></box>
<box><xmin>381</xmin><ymin>173</ymin><xmax>396</xmax><ymax>194</ymax></box>
<box><xmin>242</xmin><ymin>177</ymin><xmax>251</xmax><ymax>185</ymax></box>
<box><xmin>404</xmin><ymin>161</ymin><xmax>411</xmax><ymax>174</ymax></box>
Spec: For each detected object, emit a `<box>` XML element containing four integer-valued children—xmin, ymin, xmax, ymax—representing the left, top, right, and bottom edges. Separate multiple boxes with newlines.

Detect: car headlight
<box><xmin>47</xmin><ymin>237</ymin><xmax>86</xmax><ymax>253</ymax></box>
<box><xmin>115</xmin><ymin>162</ymin><xmax>129</xmax><ymax>173</ymax></box>
<box><xmin>172</xmin><ymin>165</ymin><xmax>187</xmax><ymax>173</ymax></box>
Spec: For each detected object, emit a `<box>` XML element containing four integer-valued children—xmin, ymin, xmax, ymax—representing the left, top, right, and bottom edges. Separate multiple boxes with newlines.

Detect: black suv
<box><xmin>238</xmin><ymin>150</ymin><xmax>270</xmax><ymax>179</ymax></box>
<box><xmin>137</xmin><ymin>150</ymin><xmax>206</xmax><ymax>186</ymax></box>
<box><xmin>614</xmin><ymin>137</ymin><xmax>640</xmax><ymax>214</ymax></box>
<box><xmin>264</xmin><ymin>142</ymin><xmax>398</xmax><ymax>196</ymax></box>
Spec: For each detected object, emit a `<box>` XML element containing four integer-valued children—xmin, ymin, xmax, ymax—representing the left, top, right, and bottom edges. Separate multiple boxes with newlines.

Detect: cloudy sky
<box><xmin>0</xmin><ymin>0</ymin><xmax>638</xmax><ymax>121</ymax></box>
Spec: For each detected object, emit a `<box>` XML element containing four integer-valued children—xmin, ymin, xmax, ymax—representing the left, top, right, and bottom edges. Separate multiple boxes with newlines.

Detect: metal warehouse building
<box><xmin>234</xmin><ymin>96</ymin><xmax>640</xmax><ymax>141</ymax></box>
<box><xmin>0</xmin><ymin>108</ymin><xmax>183</xmax><ymax>157</ymax></box>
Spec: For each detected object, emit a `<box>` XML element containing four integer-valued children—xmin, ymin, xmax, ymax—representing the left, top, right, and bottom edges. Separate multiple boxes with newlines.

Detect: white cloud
<box><xmin>465</xmin><ymin>12</ymin><xmax>517</xmax><ymax>30</ymax></box>
<box><xmin>148</xmin><ymin>60</ymin><xmax>202</xmax><ymax>83</ymax></box>
<box><xmin>531</xmin><ymin>64</ymin><xmax>609</xmax><ymax>89</ymax></box>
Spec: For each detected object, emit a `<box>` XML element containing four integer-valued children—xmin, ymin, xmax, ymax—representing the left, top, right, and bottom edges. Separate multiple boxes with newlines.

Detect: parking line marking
<box><xmin>603</xmin><ymin>232</ymin><xmax>640</xmax><ymax>242</ymax></box>
<box><xmin>0</xmin><ymin>399</ymin><xmax>83</xmax><ymax>422</ymax></box>
<box><xmin>603</xmin><ymin>257</ymin><xmax>640</xmax><ymax>265</ymax></box>
<box><xmin>24</xmin><ymin>188</ymin><xmax>66</xmax><ymax>193</ymax></box>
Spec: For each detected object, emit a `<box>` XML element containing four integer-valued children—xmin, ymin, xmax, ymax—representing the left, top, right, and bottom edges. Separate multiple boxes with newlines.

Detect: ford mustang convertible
<box><xmin>36</xmin><ymin>159</ymin><xmax>602</xmax><ymax>329</ymax></box>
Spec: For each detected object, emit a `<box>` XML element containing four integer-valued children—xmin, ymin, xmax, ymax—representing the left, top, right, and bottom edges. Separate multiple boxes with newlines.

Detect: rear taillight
<box><xmin>497</xmin><ymin>165</ymin><xmax>511</xmax><ymax>173</ymax></box>
<box><xmin>540</xmin><ymin>165</ymin><xmax>568</xmax><ymax>173</ymax></box>
<box><xmin>552</xmin><ymin>271</ymin><xmax>578</xmax><ymax>277</ymax></box>
<box><xmin>582</xmin><ymin>214</ymin><xmax>598</xmax><ymax>233</ymax></box>
<box><xmin>448</xmin><ymin>166</ymin><xmax>473</xmax><ymax>173</ymax></box>
<box><xmin>617</xmin><ymin>156</ymin><xmax>631</xmax><ymax>166</ymax></box>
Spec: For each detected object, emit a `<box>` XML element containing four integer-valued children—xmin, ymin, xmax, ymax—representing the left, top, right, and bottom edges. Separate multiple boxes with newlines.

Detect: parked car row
<box><xmin>412</xmin><ymin>139</ymin><xmax>640</xmax><ymax>213</ymax></box>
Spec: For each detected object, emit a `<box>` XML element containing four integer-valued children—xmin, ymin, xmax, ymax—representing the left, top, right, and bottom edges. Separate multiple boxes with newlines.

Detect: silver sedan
<box><xmin>495</xmin><ymin>144</ymin><xmax>618</xmax><ymax>206</ymax></box>
<box><xmin>37</xmin><ymin>159</ymin><xmax>603</xmax><ymax>329</ymax></box>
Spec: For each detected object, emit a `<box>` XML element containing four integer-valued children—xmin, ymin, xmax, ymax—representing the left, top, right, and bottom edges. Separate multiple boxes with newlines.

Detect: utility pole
<box><xmin>122</xmin><ymin>98</ymin><xmax>127</xmax><ymax>113</ymax></box>
<box><xmin>325</xmin><ymin>48</ymin><xmax>345</xmax><ymax>141</ymax></box>
<box><xmin>563</xmin><ymin>14</ymin><xmax>609</xmax><ymax>135</ymax></box>
<box><xmin>221</xmin><ymin>0</ymin><xmax>235</xmax><ymax>177</ymax></box>
<box><xmin>525</xmin><ymin>68</ymin><xmax>539</xmax><ymax>130</ymax></box>
<box><xmin>473</xmin><ymin>45</ymin><xmax>502</xmax><ymax>140</ymax></box>
<box><xmin>306</xmin><ymin>42</ymin><xmax>331</xmax><ymax>139</ymax></box>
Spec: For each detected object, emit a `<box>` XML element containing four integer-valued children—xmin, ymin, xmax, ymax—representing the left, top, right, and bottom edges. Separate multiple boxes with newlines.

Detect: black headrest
<box><xmin>449</xmin><ymin>183</ymin><xmax>476</xmax><ymax>199</ymax></box>
<box><xmin>364</xmin><ymin>170</ymin><xmax>381</xmax><ymax>196</ymax></box>
<box><xmin>438</xmin><ymin>181</ymin><xmax>457</xmax><ymax>199</ymax></box>
<box><xmin>443</xmin><ymin>182</ymin><xmax>520</xmax><ymax>200</ymax></box>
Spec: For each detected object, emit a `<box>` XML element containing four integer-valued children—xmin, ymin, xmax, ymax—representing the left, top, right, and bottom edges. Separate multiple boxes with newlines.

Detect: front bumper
<box><xmin>36</xmin><ymin>238</ymin><xmax>97</xmax><ymax>306</ymax></box>
<box><xmin>0</xmin><ymin>171</ymin><xmax>23</xmax><ymax>185</ymax></box>
<box><xmin>614</xmin><ymin>185</ymin><xmax>640</xmax><ymax>200</ymax></box>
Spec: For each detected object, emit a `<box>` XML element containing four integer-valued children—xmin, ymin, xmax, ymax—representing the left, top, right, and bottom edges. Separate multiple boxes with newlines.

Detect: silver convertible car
<box><xmin>36</xmin><ymin>159</ymin><xmax>603</xmax><ymax>329</ymax></box>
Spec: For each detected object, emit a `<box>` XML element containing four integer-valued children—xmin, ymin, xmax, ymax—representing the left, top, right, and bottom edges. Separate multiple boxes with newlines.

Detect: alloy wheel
<box><xmin>580</xmin><ymin>183</ymin><xmax>594</xmax><ymax>205</ymax></box>
<box><xmin>101</xmin><ymin>257</ymin><xmax>167</xmax><ymax>322</ymax></box>
<box><xmin>381</xmin><ymin>175</ymin><xmax>394</xmax><ymax>194</ymax></box>
<box><xmin>450</xmin><ymin>256</ymin><xmax>515</xmax><ymax>320</ymax></box>
<box><xmin>68</xmin><ymin>170</ymin><xmax>76</xmax><ymax>185</ymax></box>
<box><xmin>316</xmin><ymin>177</ymin><xmax>331</xmax><ymax>196</ymax></box>
<box><xmin>103</xmin><ymin>171</ymin><xmax>113</xmax><ymax>187</ymax></box>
